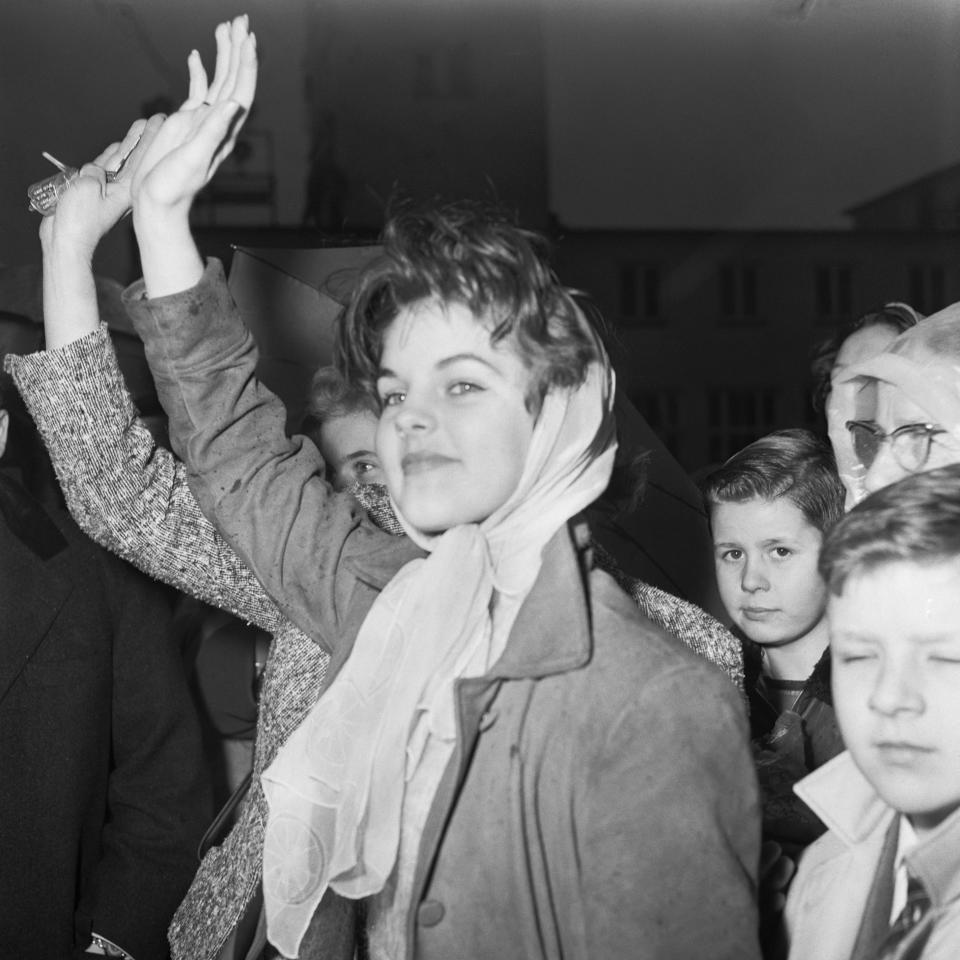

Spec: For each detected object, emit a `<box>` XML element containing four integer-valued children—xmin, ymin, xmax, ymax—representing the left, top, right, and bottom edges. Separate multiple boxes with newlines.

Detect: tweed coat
<box><xmin>7</xmin><ymin>331</ymin><xmax>422</xmax><ymax>960</ymax></box>
<box><xmin>0</xmin><ymin>475</ymin><xmax>208</xmax><ymax>960</ymax></box>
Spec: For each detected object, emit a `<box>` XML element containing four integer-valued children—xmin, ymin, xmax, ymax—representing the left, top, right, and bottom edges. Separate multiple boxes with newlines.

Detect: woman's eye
<box><xmin>772</xmin><ymin>547</ymin><xmax>792</xmax><ymax>558</ymax></box>
<box><xmin>381</xmin><ymin>391</ymin><xmax>405</xmax><ymax>407</ymax></box>
<box><xmin>720</xmin><ymin>549</ymin><xmax>743</xmax><ymax>562</ymax></box>
<box><xmin>355</xmin><ymin>461</ymin><xmax>376</xmax><ymax>475</ymax></box>
<box><xmin>449</xmin><ymin>381</ymin><xmax>481</xmax><ymax>396</ymax></box>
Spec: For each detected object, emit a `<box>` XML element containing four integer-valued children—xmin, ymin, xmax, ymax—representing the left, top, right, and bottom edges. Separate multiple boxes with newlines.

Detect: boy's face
<box><xmin>375</xmin><ymin>297</ymin><xmax>536</xmax><ymax>533</ymax></box>
<box><xmin>712</xmin><ymin>496</ymin><xmax>828</xmax><ymax>648</ymax></box>
<box><xmin>831</xmin><ymin>560</ymin><xmax>960</xmax><ymax>835</ymax></box>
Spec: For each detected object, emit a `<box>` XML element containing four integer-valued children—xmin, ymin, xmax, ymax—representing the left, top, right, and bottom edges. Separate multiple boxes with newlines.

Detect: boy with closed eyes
<box><xmin>785</xmin><ymin>463</ymin><xmax>960</xmax><ymax>960</ymax></box>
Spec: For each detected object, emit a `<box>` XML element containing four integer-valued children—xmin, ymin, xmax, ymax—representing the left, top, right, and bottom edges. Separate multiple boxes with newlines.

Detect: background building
<box><xmin>553</xmin><ymin>226</ymin><xmax>960</xmax><ymax>471</ymax></box>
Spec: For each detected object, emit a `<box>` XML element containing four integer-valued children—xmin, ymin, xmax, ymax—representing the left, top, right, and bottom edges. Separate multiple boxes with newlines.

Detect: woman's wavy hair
<box><xmin>335</xmin><ymin>200</ymin><xmax>601</xmax><ymax>412</ymax></box>
<box><xmin>809</xmin><ymin>301</ymin><xmax>922</xmax><ymax>413</ymax></box>
<box><xmin>298</xmin><ymin>364</ymin><xmax>379</xmax><ymax>447</ymax></box>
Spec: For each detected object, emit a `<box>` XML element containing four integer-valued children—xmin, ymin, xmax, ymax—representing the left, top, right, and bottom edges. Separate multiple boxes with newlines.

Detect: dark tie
<box><xmin>877</xmin><ymin>872</ymin><xmax>934</xmax><ymax>960</ymax></box>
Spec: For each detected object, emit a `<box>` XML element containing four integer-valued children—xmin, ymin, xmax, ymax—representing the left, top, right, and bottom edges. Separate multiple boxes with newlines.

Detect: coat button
<box><xmin>418</xmin><ymin>899</ymin><xmax>446</xmax><ymax>926</ymax></box>
<box><xmin>478</xmin><ymin>708</ymin><xmax>498</xmax><ymax>731</ymax></box>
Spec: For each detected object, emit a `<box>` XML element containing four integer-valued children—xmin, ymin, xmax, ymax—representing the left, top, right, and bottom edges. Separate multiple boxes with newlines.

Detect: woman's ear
<box><xmin>0</xmin><ymin>409</ymin><xmax>9</xmax><ymax>459</ymax></box>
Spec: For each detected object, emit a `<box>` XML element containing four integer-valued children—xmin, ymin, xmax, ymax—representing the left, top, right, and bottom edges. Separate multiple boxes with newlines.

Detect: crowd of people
<box><xmin>6</xmin><ymin>14</ymin><xmax>960</xmax><ymax>960</ymax></box>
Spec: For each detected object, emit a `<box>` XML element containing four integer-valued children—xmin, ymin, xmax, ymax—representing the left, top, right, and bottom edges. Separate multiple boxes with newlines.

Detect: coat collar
<box><xmin>487</xmin><ymin>518</ymin><xmax>593</xmax><ymax>681</ymax></box>
<box><xmin>796</xmin><ymin>751</ymin><xmax>960</xmax><ymax>908</ymax></box>
<box><xmin>0</xmin><ymin>497</ymin><xmax>74</xmax><ymax>706</ymax></box>
<box><xmin>0</xmin><ymin>473</ymin><xmax>67</xmax><ymax>560</ymax></box>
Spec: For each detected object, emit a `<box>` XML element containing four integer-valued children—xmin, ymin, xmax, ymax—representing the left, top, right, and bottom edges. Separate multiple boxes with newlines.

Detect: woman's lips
<box><xmin>401</xmin><ymin>452</ymin><xmax>456</xmax><ymax>475</ymax></box>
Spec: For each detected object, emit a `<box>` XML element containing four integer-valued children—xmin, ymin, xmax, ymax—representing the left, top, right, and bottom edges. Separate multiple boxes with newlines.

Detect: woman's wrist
<box><xmin>40</xmin><ymin>228</ymin><xmax>97</xmax><ymax>269</ymax></box>
<box><xmin>133</xmin><ymin>203</ymin><xmax>204</xmax><ymax>298</ymax></box>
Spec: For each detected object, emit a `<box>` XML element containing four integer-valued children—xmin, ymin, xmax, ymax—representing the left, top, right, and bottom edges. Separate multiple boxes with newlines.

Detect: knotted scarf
<box><xmin>260</xmin><ymin>348</ymin><xmax>617</xmax><ymax>958</ymax></box>
<box><xmin>830</xmin><ymin>302</ymin><xmax>960</xmax><ymax>506</ymax></box>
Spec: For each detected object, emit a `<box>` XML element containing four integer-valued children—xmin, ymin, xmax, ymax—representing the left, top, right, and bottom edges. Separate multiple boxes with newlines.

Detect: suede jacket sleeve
<box><xmin>121</xmin><ymin>259</ymin><xmax>421</xmax><ymax>651</ymax></box>
<box><xmin>6</xmin><ymin>325</ymin><xmax>283</xmax><ymax>634</ymax></box>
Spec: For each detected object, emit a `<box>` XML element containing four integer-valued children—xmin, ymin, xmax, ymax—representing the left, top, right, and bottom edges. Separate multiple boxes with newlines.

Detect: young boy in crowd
<box><xmin>785</xmin><ymin>463</ymin><xmax>960</xmax><ymax>960</ymax></box>
<box><xmin>702</xmin><ymin>429</ymin><xmax>847</xmax><ymax>855</ymax></box>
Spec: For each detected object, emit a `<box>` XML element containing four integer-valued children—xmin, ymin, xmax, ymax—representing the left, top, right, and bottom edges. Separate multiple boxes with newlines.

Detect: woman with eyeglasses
<box><xmin>827</xmin><ymin>302</ymin><xmax>960</xmax><ymax>507</ymax></box>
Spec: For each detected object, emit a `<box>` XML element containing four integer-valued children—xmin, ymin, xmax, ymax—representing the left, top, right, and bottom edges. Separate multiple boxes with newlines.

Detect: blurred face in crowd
<box><xmin>831</xmin><ymin>559</ymin><xmax>960</xmax><ymax>837</ymax></box>
<box><xmin>712</xmin><ymin>495</ymin><xmax>828</xmax><ymax>651</ymax></box>
<box><xmin>375</xmin><ymin>298</ymin><xmax>536</xmax><ymax>534</ymax></box>
<box><xmin>858</xmin><ymin>384</ymin><xmax>960</xmax><ymax>499</ymax></box>
<box><xmin>318</xmin><ymin>410</ymin><xmax>385</xmax><ymax>491</ymax></box>
<box><xmin>831</xmin><ymin>323</ymin><xmax>901</xmax><ymax>384</ymax></box>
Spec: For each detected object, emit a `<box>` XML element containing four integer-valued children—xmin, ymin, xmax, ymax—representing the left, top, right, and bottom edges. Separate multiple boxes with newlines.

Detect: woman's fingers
<box><xmin>90</xmin><ymin>142</ymin><xmax>122</xmax><ymax>171</ymax></box>
<box><xmin>233</xmin><ymin>33</ymin><xmax>258</xmax><ymax>110</ymax></box>
<box><xmin>119</xmin><ymin>113</ymin><xmax>165</xmax><ymax>182</ymax></box>
<box><xmin>77</xmin><ymin>163</ymin><xmax>108</xmax><ymax>189</ymax></box>
<box><xmin>220</xmin><ymin>16</ymin><xmax>249</xmax><ymax>101</ymax></box>
<box><xmin>199</xmin><ymin>101</ymin><xmax>247</xmax><ymax>180</ymax></box>
<box><xmin>183</xmin><ymin>49</ymin><xmax>210</xmax><ymax>109</ymax></box>
<box><xmin>108</xmin><ymin>118</ymin><xmax>150</xmax><ymax>174</ymax></box>
<box><xmin>205</xmin><ymin>20</ymin><xmax>234</xmax><ymax>102</ymax></box>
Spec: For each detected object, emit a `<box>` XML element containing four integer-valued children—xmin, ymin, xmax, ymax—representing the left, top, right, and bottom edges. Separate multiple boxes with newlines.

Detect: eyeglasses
<box><xmin>845</xmin><ymin>420</ymin><xmax>946</xmax><ymax>474</ymax></box>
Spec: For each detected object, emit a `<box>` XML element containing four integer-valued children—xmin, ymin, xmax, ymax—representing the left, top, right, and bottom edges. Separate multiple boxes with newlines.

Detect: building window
<box><xmin>815</xmin><ymin>265</ymin><xmax>853</xmax><ymax>320</ymax></box>
<box><xmin>707</xmin><ymin>387</ymin><xmax>777</xmax><ymax>463</ymax></box>
<box><xmin>719</xmin><ymin>263</ymin><xmax>758</xmax><ymax>322</ymax></box>
<box><xmin>619</xmin><ymin>264</ymin><xmax>661</xmax><ymax>323</ymax></box>
<box><xmin>908</xmin><ymin>264</ymin><xmax>946</xmax><ymax>314</ymax></box>
<box><xmin>632</xmin><ymin>389</ymin><xmax>680</xmax><ymax>457</ymax></box>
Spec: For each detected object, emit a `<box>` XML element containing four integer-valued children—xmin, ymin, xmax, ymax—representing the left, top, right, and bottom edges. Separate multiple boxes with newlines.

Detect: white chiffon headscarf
<box><xmin>259</xmin><ymin>323</ymin><xmax>617</xmax><ymax>958</ymax></box>
<box><xmin>829</xmin><ymin>301</ymin><xmax>960</xmax><ymax>507</ymax></box>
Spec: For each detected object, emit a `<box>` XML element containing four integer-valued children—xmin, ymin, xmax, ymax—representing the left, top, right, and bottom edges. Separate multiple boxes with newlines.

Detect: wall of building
<box><xmin>301</xmin><ymin>0</ymin><xmax>548</xmax><ymax>232</ymax></box>
<box><xmin>553</xmin><ymin>228</ymin><xmax>960</xmax><ymax>470</ymax></box>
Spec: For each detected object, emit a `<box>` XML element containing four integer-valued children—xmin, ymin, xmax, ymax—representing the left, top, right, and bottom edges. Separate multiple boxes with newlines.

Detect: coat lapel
<box><xmin>0</xmin><ymin>511</ymin><xmax>74</xmax><ymax>707</ymax></box>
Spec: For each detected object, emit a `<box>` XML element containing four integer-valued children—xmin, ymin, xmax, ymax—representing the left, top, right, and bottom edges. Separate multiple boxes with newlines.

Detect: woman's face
<box><xmin>861</xmin><ymin>385</ymin><xmax>960</xmax><ymax>496</ymax></box>
<box><xmin>375</xmin><ymin>298</ymin><xmax>537</xmax><ymax>533</ymax></box>
<box><xmin>831</xmin><ymin>322</ymin><xmax>901</xmax><ymax>384</ymax></box>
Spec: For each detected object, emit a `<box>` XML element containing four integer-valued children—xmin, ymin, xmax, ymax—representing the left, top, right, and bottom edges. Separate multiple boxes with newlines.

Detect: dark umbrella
<box><xmin>227</xmin><ymin>244</ymin><xmax>382</xmax><ymax>429</ymax></box>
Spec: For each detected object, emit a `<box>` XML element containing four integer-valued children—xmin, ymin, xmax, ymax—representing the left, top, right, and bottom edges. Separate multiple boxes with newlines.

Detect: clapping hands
<box><xmin>38</xmin><ymin>15</ymin><xmax>257</xmax><ymax>259</ymax></box>
<box><xmin>132</xmin><ymin>16</ymin><xmax>257</xmax><ymax>222</ymax></box>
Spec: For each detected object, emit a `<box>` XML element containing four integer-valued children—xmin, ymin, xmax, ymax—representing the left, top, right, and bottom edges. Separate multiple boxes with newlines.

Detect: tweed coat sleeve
<box><xmin>6</xmin><ymin>325</ymin><xmax>284</xmax><ymax>633</ymax></box>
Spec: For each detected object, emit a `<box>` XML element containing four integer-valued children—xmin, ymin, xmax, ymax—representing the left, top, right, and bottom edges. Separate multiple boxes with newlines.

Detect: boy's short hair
<box><xmin>819</xmin><ymin>463</ymin><xmax>960</xmax><ymax>595</ymax></box>
<box><xmin>336</xmin><ymin>201</ymin><xmax>600</xmax><ymax>410</ymax></box>
<box><xmin>701</xmin><ymin>428</ymin><xmax>845</xmax><ymax>534</ymax></box>
<box><xmin>299</xmin><ymin>365</ymin><xmax>379</xmax><ymax>444</ymax></box>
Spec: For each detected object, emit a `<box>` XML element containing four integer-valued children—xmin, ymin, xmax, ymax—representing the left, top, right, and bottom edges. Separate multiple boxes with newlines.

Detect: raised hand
<box><xmin>39</xmin><ymin>115</ymin><xmax>164</xmax><ymax>262</ymax></box>
<box><xmin>39</xmin><ymin>114</ymin><xmax>172</xmax><ymax>350</ymax></box>
<box><xmin>132</xmin><ymin>16</ymin><xmax>258</xmax><ymax>219</ymax></box>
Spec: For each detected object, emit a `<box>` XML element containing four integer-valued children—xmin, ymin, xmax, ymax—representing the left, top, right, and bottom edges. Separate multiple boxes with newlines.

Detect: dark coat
<box><xmin>0</xmin><ymin>475</ymin><xmax>211</xmax><ymax>960</ymax></box>
<box><xmin>744</xmin><ymin>642</ymin><xmax>845</xmax><ymax>855</ymax></box>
